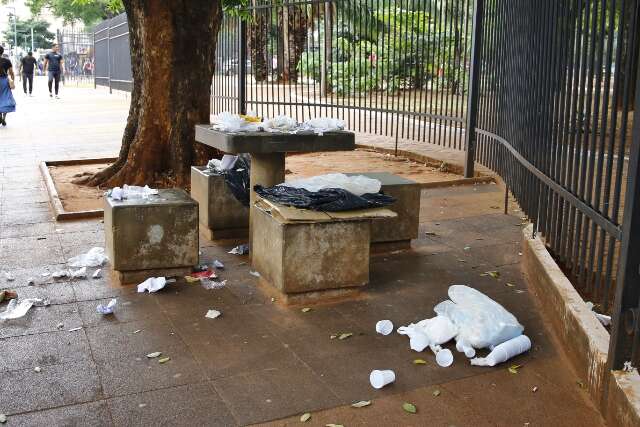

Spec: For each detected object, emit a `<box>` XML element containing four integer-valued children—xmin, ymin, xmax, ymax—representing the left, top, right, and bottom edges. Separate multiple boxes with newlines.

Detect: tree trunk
<box><xmin>277</xmin><ymin>5</ymin><xmax>308</xmax><ymax>83</ymax></box>
<box><xmin>85</xmin><ymin>0</ymin><xmax>223</xmax><ymax>188</ymax></box>
<box><xmin>249</xmin><ymin>0</ymin><xmax>269</xmax><ymax>82</ymax></box>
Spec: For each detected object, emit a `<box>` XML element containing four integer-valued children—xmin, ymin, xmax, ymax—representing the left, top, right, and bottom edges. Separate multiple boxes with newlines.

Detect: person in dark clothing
<box><xmin>21</xmin><ymin>52</ymin><xmax>37</xmax><ymax>95</ymax></box>
<box><xmin>0</xmin><ymin>46</ymin><xmax>16</xmax><ymax>126</ymax></box>
<box><xmin>44</xmin><ymin>44</ymin><xmax>64</xmax><ymax>98</ymax></box>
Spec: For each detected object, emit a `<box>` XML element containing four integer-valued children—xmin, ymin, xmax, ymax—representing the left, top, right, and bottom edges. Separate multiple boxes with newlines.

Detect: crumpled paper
<box><xmin>108</xmin><ymin>185</ymin><xmax>159</xmax><ymax>201</ymax></box>
<box><xmin>262</xmin><ymin>115</ymin><xmax>299</xmax><ymax>133</ymax></box>
<box><xmin>68</xmin><ymin>247</ymin><xmax>108</xmax><ymax>268</ymax></box>
<box><xmin>137</xmin><ymin>277</ymin><xmax>167</xmax><ymax>293</ymax></box>
<box><xmin>96</xmin><ymin>298</ymin><xmax>117</xmax><ymax>315</ymax></box>
<box><xmin>301</xmin><ymin>117</ymin><xmax>346</xmax><ymax>135</ymax></box>
<box><xmin>212</xmin><ymin>112</ymin><xmax>261</xmax><ymax>132</ymax></box>
<box><xmin>0</xmin><ymin>298</ymin><xmax>49</xmax><ymax>320</ymax></box>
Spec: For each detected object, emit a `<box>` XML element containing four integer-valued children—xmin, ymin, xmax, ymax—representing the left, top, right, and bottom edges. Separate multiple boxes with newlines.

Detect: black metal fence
<box><xmin>94</xmin><ymin>1</ymin><xmax>640</xmax><ymax>367</ymax></box>
<box><xmin>58</xmin><ymin>28</ymin><xmax>94</xmax><ymax>86</ymax></box>
<box><xmin>93</xmin><ymin>13</ymin><xmax>132</xmax><ymax>92</ymax></box>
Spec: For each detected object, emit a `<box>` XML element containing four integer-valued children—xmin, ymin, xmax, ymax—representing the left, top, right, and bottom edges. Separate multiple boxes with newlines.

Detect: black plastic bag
<box><xmin>222</xmin><ymin>155</ymin><xmax>251</xmax><ymax>207</ymax></box>
<box><xmin>254</xmin><ymin>185</ymin><xmax>395</xmax><ymax>212</ymax></box>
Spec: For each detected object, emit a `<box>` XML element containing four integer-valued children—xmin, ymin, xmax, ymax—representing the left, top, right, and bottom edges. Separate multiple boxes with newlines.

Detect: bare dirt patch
<box><xmin>48</xmin><ymin>149</ymin><xmax>464</xmax><ymax>214</ymax></box>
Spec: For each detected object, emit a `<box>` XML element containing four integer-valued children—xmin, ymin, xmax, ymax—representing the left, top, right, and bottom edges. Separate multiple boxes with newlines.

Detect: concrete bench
<box><xmin>346</xmin><ymin>172</ymin><xmax>420</xmax><ymax>246</ymax></box>
<box><xmin>191</xmin><ymin>166</ymin><xmax>249</xmax><ymax>240</ymax></box>
<box><xmin>104</xmin><ymin>189</ymin><xmax>199</xmax><ymax>284</ymax></box>
<box><xmin>251</xmin><ymin>198</ymin><xmax>396</xmax><ymax>304</ymax></box>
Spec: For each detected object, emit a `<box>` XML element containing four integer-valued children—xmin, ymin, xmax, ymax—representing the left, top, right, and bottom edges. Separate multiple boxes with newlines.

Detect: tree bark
<box><xmin>85</xmin><ymin>0</ymin><xmax>223</xmax><ymax>188</ymax></box>
<box><xmin>277</xmin><ymin>5</ymin><xmax>308</xmax><ymax>83</ymax></box>
<box><xmin>249</xmin><ymin>2</ymin><xmax>269</xmax><ymax>82</ymax></box>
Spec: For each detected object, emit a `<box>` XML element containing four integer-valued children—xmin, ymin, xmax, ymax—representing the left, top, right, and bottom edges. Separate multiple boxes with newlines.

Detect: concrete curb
<box><xmin>521</xmin><ymin>224</ymin><xmax>640</xmax><ymax>426</ymax></box>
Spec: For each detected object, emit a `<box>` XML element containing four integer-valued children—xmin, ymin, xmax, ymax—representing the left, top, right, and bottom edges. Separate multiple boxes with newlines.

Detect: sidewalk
<box><xmin>0</xmin><ymin>85</ymin><xmax>604</xmax><ymax>426</ymax></box>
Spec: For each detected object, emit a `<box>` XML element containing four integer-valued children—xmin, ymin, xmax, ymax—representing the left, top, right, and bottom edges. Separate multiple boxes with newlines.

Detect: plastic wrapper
<box><xmin>108</xmin><ymin>185</ymin><xmax>158</xmax><ymax>201</ymax></box>
<box><xmin>96</xmin><ymin>298</ymin><xmax>117</xmax><ymax>315</ymax></box>
<box><xmin>254</xmin><ymin>185</ymin><xmax>395</xmax><ymax>212</ymax></box>
<box><xmin>68</xmin><ymin>247</ymin><xmax>108</xmax><ymax>268</ymax></box>
<box><xmin>0</xmin><ymin>298</ymin><xmax>49</xmax><ymax>320</ymax></box>
<box><xmin>281</xmin><ymin>173</ymin><xmax>382</xmax><ymax>197</ymax></box>
<box><xmin>262</xmin><ymin>115</ymin><xmax>299</xmax><ymax>133</ymax></box>
<box><xmin>137</xmin><ymin>277</ymin><xmax>167</xmax><ymax>293</ymax></box>
<box><xmin>222</xmin><ymin>155</ymin><xmax>251</xmax><ymax>207</ymax></box>
<box><xmin>206</xmin><ymin>155</ymin><xmax>238</xmax><ymax>173</ymax></box>
<box><xmin>301</xmin><ymin>117</ymin><xmax>346</xmax><ymax>135</ymax></box>
<box><xmin>434</xmin><ymin>285</ymin><xmax>524</xmax><ymax>350</ymax></box>
<box><xmin>211</xmin><ymin>112</ymin><xmax>261</xmax><ymax>132</ymax></box>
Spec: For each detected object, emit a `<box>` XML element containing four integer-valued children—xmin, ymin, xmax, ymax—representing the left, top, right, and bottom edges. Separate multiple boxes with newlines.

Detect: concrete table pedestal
<box><xmin>104</xmin><ymin>189</ymin><xmax>199</xmax><ymax>284</ymax></box>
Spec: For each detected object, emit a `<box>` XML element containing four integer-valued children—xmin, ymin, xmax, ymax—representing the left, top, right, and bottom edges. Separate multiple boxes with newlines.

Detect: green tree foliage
<box><xmin>25</xmin><ymin>0</ymin><xmax>124</xmax><ymax>26</ymax></box>
<box><xmin>3</xmin><ymin>17</ymin><xmax>55</xmax><ymax>50</ymax></box>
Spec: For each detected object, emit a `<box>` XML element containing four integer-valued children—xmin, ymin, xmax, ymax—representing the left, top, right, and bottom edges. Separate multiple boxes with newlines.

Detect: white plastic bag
<box><xmin>137</xmin><ymin>277</ymin><xmax>167</xmax><ymax>293</ymax></box>
<box><xmin>281</xmin><ymin>173</ymin><xmax>381</xmax><ymax>196</ymax></box>
<box><xmin>207</xmin><ymin>155</ymin><xmax>238</xmax><ymax>173</ymax></box>
<box><xmin>212</xmin><ymin>112</ymin><xmax>261</xmax><ymax>132</ymax></box>
<box><xmin>434</xmin><ymin>285</ymin><xmax>523</xmax><ymax>350</ymax></box>
<box><xmin>108</xmin><ymin>185</ymin><xmax>158</xmax><ymax>201</ymax></box>
<box><xmin>68</xmin><ymin>247</ymin><xmax>108</xmax><ymax>268</ymax></box>
<box><xmin>301</xmin><ymin>117</ymin><xmax>345</xmax><ymax>135</ymax></box>
<box><xmin>262</xmin><ymin>115</ymin><xmax>299</xmax><ymax>133</ymax></box>
<box><xmin>0</xmin><ymin>298</ymin><xmax>48</xmax><ymax>320</ymax></box>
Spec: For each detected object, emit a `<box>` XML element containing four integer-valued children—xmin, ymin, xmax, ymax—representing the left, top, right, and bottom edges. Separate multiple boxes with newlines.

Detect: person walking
<box><xmin>0</xmin><ymin>46</ymin><xmax>16</xmax><ymax>126</ymax></box>
<box><xmin>20</xmin><ymin>51</ymin><xmax>37</xmax><ymax>96</ymax></box>
<box><xmin>44</xmin><ymin>44</ymin><xmax>64</xmax><ymax>99</ymax></box>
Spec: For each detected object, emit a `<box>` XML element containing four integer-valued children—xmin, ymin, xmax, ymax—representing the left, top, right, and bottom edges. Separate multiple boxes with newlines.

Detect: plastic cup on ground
<box><xmin>370</xmin><ymin>369</ymin><xmax>396</xmax><ymax>389</ymax></box>
<box><xmin>435</xmin><ymin>349</ymin><xmax>454</xmax><ymax>367</ymax></box>
<box><xmin>375</xmin><ymin>320</ymin><xmax>394</xmax><ymax>336</ymax></box>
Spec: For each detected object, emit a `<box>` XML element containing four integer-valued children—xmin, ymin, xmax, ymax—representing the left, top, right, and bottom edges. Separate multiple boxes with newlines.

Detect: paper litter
<box><xmin>229</xmin><ymin>244</ymin><xmax>249</xmax><ymax>255</ymax></box>
<box><xmin>207</xmin><ymin>154</ymin><xmax>239</xmax><ymax>173</ymax></box>
<box><xmin>205</xmin><ymin>309</ymin><xmax>222</xmax><ymax>319</ymax></box>
<box><xmin>96</xmin><ymin>298</ymin><xmax>117</xmax><ymax>315</ymax></box>
<box><xmin>52</xmin><ymin>270</ymin><xmax>69</xmax><ymax>279</ymax></box>
<box><xmin>301</xmin><ymin>117</ymin><xmax>346</xmax><ymax>135</ymax></box>
<box><xmin>92</xmin><ymin>269</ymin><xmax>102</xmax><ymax>279</ymax></box>
<box><xmin>137</xmin><ymin>277</ymin><xmax>167</xmax><ymax>293</ymax></box>
<box><xmin>0</xmin><ymin>298</ymin><xmax>49</xmax><ymax>320</ymax></box>
<box><xmin>262</xmin><ymin>115</ymin><xmax>299</xmax><ymax>133</ymax></box>
<box><xmin>2</xmin><ymin>271</ymin><xmax>14</xmax><ymax>281</ymax></box>
<box><xmin>70</xmin><ymin>267</ymin><xmax>87</xmax><ymax>279</ymax></box>
<box><xmin>211</xmin><ymin>112</ymin><xmax>261</xmax><ymax>132</ymax></box>
<box><xmin>586</xmin><ymin>301</ymin><xmax>612</xmax><ymax>326</ymax></box>
<box><xmin>68</xmin><ymin>247</ymin><xmax>108</xmax><ymax>268</ymax></box>
<box><xmin>202</xmin><ymin>279</ymin><xmax>227</xmax><ymax>290</ymax></box>
<box><xmin>213</xmin><ymin>260</ymin><xmax>224</xmax><ymax>269</ymax></box>
<box><xmin>108</xmin><ymin>185</ymin><xmax>159</xmax><ymax>201</ymax></box>
<box><xmin>68</xmin><ymin>327</ymin><xmax>83</xmax><ymax>332</ymax></box>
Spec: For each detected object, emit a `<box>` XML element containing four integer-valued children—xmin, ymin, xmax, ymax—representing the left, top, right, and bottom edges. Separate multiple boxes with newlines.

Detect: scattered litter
<box><xmin>375</xmin><ymin>320</ymin><xmax>394</xmax><ymax>336</ymax></box>
<box><xmin>514</xmin><ymin>289</ymin><xmax>526</xmax><ymax>294</ymax></box>
<box><xmin>146</xmin><ymin>352</ymin><xmax>162</xmax><ymax>358</ymax></box>
<box><xmin>37</xmin><ymin>237</ymin><xmax>47</xmax><ymax>240</ymax></box>
<box><xmin>281</xmin><ymin>173</ymin><xmax>381</xmax><ymax>197</ymax></box>
<box><xmin>470</xmin><ymin>335</ymin><xmax>531</xmax><ymax>367</ymax></box>
<box><xmin>370</xmin><ymin>369</ymin><xmax>395</xmax><ymax>389</ymax></box>
<box><xmin>56</xmin><ymin>322</ymin><xmax>64</xmax><ymax>329</ymax></box>
<box><xmin>300</xmin><ymin>412</ymin><xmax>312</xmax><ymax>423</ymax></box>
<box><xmin>482</xmin><ymin>271</ymin><xmax>500</xmax><ymax>279</ymax></box>
<box><xmin>0</xmin><ymin>298</ymin><xmax>48</xmax><ymax>320</ymax></box>
<box><xmin>41</xmin><ymin>272</ymin><xmax>50</xmax><ymax>277</ymax></box>
<box><xmin>507</xmin><ymin>364</ymin><xmax>523</xmax><ymax>374</ymax></box>
<box><xmin>229</xmin><ymin>244</ymin><xmax>250</xmax><ymax>255</ymax></box>
<box><xmin>270</xmin><ymin>297</ymin><xmax>276</xmax><ymax>303</ymax></box>
<box><xmin>96</xmin><ymin>299</ymin><xmax>117</xmax><ymax>315</ymax></box>
<box><xmin>532</xmin><ymin>386</ymin><xmax>538</xmax><ymax>393</ymax></box>
<box><xmin>68</xmin><ymin>327</ymin><xmax>83</xmax><ymax>332</ymax></box>
<box><xmin>138</xmin><ymin>404</ymin><xmax>147</xmax><ymax>409</ymax></box>
<box><xmin>505</xmin><ymin>283</ymin><xmax>515</xmax><ymax>287</ymax></box>
<box><xmin>184</xmin><ymin>276</ymin><xmax>201</xmax><ymax>283</ymax></box>
<box><xmin>137</xmin><ymin>277</ymin><xmax>167</xmax><ymax>293</ymax></box>
<box><xmin>108</xmin><ymin>185</ymin><xmax>158</xmax><ymax>201</ymax></box>
<box><xmin>0</xmin><ymin>414</ymin><xmax>6</xmax><ymax>423</ymax></box>
<box><xmin>338</xmin><ymin>333</ymin><xmax>353</xmax><ymax>340</ymax></box>
<box><xmin>68</xmin><ymin>247</ymin><xmax>108</xmax><ymax>268</ymax></box>
<box><xmin>2</xmin><ymin>272</ymin><xmax>14</xmax><ymax>281</ymax></box>
<box><xmin>27</xmin><ymin>278</ymin><xmax>34</xmax><ymax>285</ymax></box>
<box><xmin>191</xmin><ymin>270</ymin><xmax>216</xmax><ymax>279</ymax></box>
<box><xmin>92</xmin><ymin>269</ymin><xmax>102</xmax><ymax>279</ymax></box>
<box><xmin>249</xmin><ymin>271</ymin><xmax>261</xmax><ymax>278</ymax></box>
<box><xmin>70</xmin><ymin>267</ymin><xmax>87</xmax><ymax>279</ymax></box>
<box><xmin>211</xmin><ymin>111</ymin><xmax>261</xmax><ymax>132</ymax></box>
<box><xmin>463</xmin><ymin>246</ymin><xmax>471</xmax><ymax>251</ymax></box>
<box><xmin>263</xmin><ymin>115</ymin><xmax>299</xmax><ymax>133</ymax></box>
<box><xmin>413</xmin><ymin>359</ymin><xmax>427</xmax><ymax>365</ymax></box>
<box><xmin>0</xmin><ymin>290</ymin><xmax>17</xmax><ymax>303</ymax></box>
<box><xmin>201</xmin><ymin>279</ymin><xmax>226</xmax><ymax>290</ymax></box>
<box><xmin>213</xmin><ymin>260</ymin><xmax>224</xmax><ymax>269</ymax></box>
<box><xmin>432</xmin><ymin>389</ymin><xmax>441</xmax><ymax>397</ymax></box>
<box><xmin>425</xmin><ymin>231</ymin><xmax>437</xmax><ymax>236</ymax></box>
<box><xmin>301</xmin><ymin>117</ymin><xmax>346</xmax><ymax>135</ymax></box>
<box><xmin>351</xmin><ymin>400</ymin><xmax>371</xmax><ymax>408</ymax></box>
<box><xmin>34</xmin><ymin>366</ymin><xmax>41</xmax><ymax>373</ymax></box>
<box><xmin>52</xmin><ymin>270</ymin><xmax>69</xmax><ymax>279</ymax></box>
<box><xmin>325</xmin><ymin>424</ymin><xmax>344</xmax><ymax>427</ymax></box>
<box><xmin>398</xmin><ymin>316</ymin><xmax>457</xmax><ymax>367</ymax></box>
<box><xmin>206</xmin><ymin>154</ymin><xmax>239</xmax><ymax>172</ymax></box>
<box><xmin>623</xmin><ymin>361</ymin><xmax>636</xmax><ymax>373</ymax></box>
<box><xmin>205</xmin><ymin>309</ymin><xmax>221</xmax><ymax>319</ymax></box>
<box><xmin>585</xmin><ymin>302</ymin><xmax>612</xmax><ymax>326</ymax></box>
<box><xmin>158</xmin><ymin>357</ymin><xmax>171</xmax><ymax>364</ymax></box>
<box><xmin>301</xmin><ymin>307</ymin><xmax>312</xmax><ymax>313</ymax></box>
<box><xmin>133</xmin><ymin>329</ymin><xmax>142</xmax><ymax>334</ymax></box>
<box><xmin>402</xmin><ymin>402</ymin><xmax>417</xmax><ymax>414</ymax></box>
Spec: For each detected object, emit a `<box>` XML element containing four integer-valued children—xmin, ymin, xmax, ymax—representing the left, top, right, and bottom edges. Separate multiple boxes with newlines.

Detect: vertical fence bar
<box><xmin>238</xmin><ymin>18</ymin><xmax>247</xmax><ymax>115</ymax></box>
<box><xmin>464</xmin><ymin>0</ymin><xmax>484</xmax><ymax>178</ymax></box>
<box><xmin>107</xmin><ymin>19</ymin><xmax>112</xmax><ymax>94</ymax></box>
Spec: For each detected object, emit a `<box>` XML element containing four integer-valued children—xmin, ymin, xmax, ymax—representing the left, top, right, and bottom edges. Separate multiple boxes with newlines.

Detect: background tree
<box><xmin>2</xmin><ymin>18</ymin><xmax>55</xmax><ymax>50</ymax></box>
<box><xmin>26</xmin><ymin>0</ymin><xmax>124</xmax><ymax>26</ymax></box>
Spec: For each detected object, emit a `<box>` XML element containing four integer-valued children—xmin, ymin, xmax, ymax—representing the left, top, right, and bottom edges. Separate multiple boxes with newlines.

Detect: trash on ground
<box><xmin>213</xmin><ymin>260</ymin><xmax>224</xmax><ymax>269</ymax></box>
<box><xmin>158</xmin><ymin>357</ymin><xmax>171</xmax><ymax>364</ymax></box>
<box><xmin>68</xmin><ymin>327</ymin><xmax>83</xmax><ymax>332</ymax></box>
<box><xmin>375</xmin><ymin>319</ymin><xmax>394</xmax><ymax>336</ymax></box>
<box><xmin>70</xmin><ymin>267</ymin><xmax>87</xmax><ymax>279</ymax></box>
<box><xmin>532</xmin><ymin>386</ymin><xmax>538</xmax><ymax>392</ymax></box>
<box><xmin>108</xmin><ymin>185</ymin><xmax>158</xmax><ymax>201</ymax></box>
<box><xmin>2</xmin><ymin>271</ymin><xmax>14</xmax><ymax>281</ymax></box>
<box><xmin>370</xmin><ymin>369</ymin><xmax>395</xmax><ymax>389</ymax></box>
<box><xmin>52</xmin><ymin>270</ymin><xmax>69</xmax><ymax>278</ymax></box>
<box><xmin>92</xmin><ymin>269</ymin><xmax>102</xmax><ymax>279</ymax></box>
<box><xmin>34</xmin><ymin>366</ymin><xmax>41</xmax><ymax>373</ymax></box>
<box><xmin>433</xmin><ymin>389</ymin><xmax>441</xmax><ymax>397</ymax></box>
<box><xmin>585</xmin><ymin>301</ymin><xmax>612</xmax><ymax>326</ymax></box>
<box><xmin>137</xmin><ymin>277</ymin><xmax>167</xmax><ymax>293</ymax></box>
<box><xmin>146</xmin><ymin>352</ymin><xmax>162</xmax><ymax>358</ymax></box>
<box><xmin>249</xmin><ymin>270</ymin><xmax>261</xmax><ymax>278</ymax></box>
<box><xmin>96</xmin><ymin>298</ymin><xmax>117</xmax><ymax>315</ymax></box>
<box><xmin>27</xmin><ymin>278</ymin><xmax>35</xmax><ymax>285</ymax></box>
<box><xmin>133</xmin><ymin>329</ymin><xmax>142</xmax><ymax>334</ymax></box>
<box><xmin>68</xmin><ymin>247</ymin><xmax>108</xmax><ymax>268</ymax></box>
<box><xmin>205</xmin><ymin>309</ymin><xmax>221</xmax><ymax>319</ymax></box>
<box><xmin>300</xmin><ymin>412</ymin><xmax>312</xmax><ymax>423</ymax></box>
<box><xmin>397</xmin><ymin>315</ymin><xmax>457</xmax><ymax>367</ymax></box>
<box><xmin>184</xmin><ymin>275</ymin><xmax>201</xmax><ymax>283</ymax></box>
<box><xmin>470</xmin><ymin>335</ymin><xmax>532</xmax><ymax>367</ymax></box>
<box><xmin>338</xmin><ymin>332</ymin><xmax>353</xmax><ymax>340</ymax></box>
<box><xmin>402</xmin><ymin>402</ymin><xmax>417</xmax><ymax>414</ymax></box>
<box><xmin>229</xmin><ymin>244</ymin><xmax>249</xmax><ymax>255</ymax></box>
<box><xmin>0</xmin><ymin>298</ymin><xmax>48</xmax><ymax>320</ymax></box>
<box><xmin>351</xmin><ymin>400</ymin><xmax>371</xmax><ymax>408</ymax></box>
<box><xmin>201</xmin><ymin>279</ymin><xmax>227</xmax><ymax>290</ymax></box>
<box><xmin>481</xmin><ymin>270</ymin><xmax>500</xmax><ymax>279</ymax></box>
<box><xmin>0</xmin><ymin>290</ymin><xmax>18</xmax><ymax>303</ymax></box>
<box><xmin>0</xmin><ymin>413</ymin><xmax>6</xmax><ymax>423</ymax></box>
<box><xmin>301</xmin><ymin>307</ymin><xmax>312</xmax><ymax>313</ymax></box>
<box><xmin>56</xmin><ymin>322</ymin><xmax>64</xmax><ymax>329</ymax></box>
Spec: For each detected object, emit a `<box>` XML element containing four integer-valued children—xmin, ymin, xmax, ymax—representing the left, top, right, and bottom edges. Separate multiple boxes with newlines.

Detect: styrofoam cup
<box><xmin>435</xmin><ymin>349</ymin><xmax>454</xmax><ymax>367</ymax></box>
<box><xmin>375</xmin><ymin>320</ymin><xmax>394</xmax><ymax>336</ymax></box>
<box><xmin>370</xmin><ymin>369</ymin><xmax>396</xmax><ymax>389</ymax></box>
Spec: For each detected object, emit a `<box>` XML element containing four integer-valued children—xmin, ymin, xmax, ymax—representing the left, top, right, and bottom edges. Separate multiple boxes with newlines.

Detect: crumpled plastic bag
<box><xmin>207</xmin><ymin>155</ymin><xmax>239</xmax><ymax>173</ymax></box>
<box><xmin>212</xmin><ymin>112</ymin><xmax>261</xmax><ymax>132</ymax></box>
<box><xmin>137</xmin><ymin>277</ymin><xmax>167</xmax><ymax>293</ymax></box>
<box><xmin>397</xmin><ymin>315</ymin><xmax>458</xmax><ymax>350</ymax></box>
<box><xmin>301</xmin><ymin>117</ymin><xmax>346</xmax><ymax>135</ymax></box>
<box><xmin>262</xmin><ymin>115</ymin><xmax>299</xmax><ymax>133</ymax></box>
<box><xmin>281</xmin><ymin>173</ymin><xmax>382</xmax><ymax>196</ymax></box>
<box><xmin>68</xmin><ymin>247</ymin><xmax>108</xmax><ymax>268</ymax></box>
<box><xmin>434</xmin><ymin>285</ymin><xmax>524</xmax><ymax>350</ymax></box>
<box><xmin>0</xmin><ymin>298</ymin><xmax>49</xmax><ymax>320</ymax></box>
<box><xmin>96</xmin><ymin>298</ymin><xmax>117</xmax><ymax>315</ymax></box>
<box><xmin>108</xmin><ymin>185</ymin><xmax>159</xmax><ymax>201</ymax></box>
<box><xmin>229</xmin><ymin>244</ymin><xmax>249</xmax><ymax>255</ymax></box>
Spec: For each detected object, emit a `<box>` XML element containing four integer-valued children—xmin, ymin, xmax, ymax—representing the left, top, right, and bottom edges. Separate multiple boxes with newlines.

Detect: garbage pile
<box><xmin>255</xmin><ymin>173</ymin><xmax>395</xmax><ymax>212</ymax></box>
<box><xmin>370</xmin><ymin>285</ymin><xmax>532</xmax><ymax>389</ymax></box>
<box><xmin>211</xmin><ymin>112</ymin><xmax>346</xmax><ymax>135</ymax></box>
<box><xmin>205</xmin><ymin>154</ymin><xmax>251</xmax><ymax>207</ymax></box>
<box><xmin>106</xmin><ymin>185</ymin><xmax>159</xmax><ymax>201</ymax></box>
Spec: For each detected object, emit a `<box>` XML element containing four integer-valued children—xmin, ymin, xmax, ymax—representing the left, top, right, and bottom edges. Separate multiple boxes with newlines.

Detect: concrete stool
<box><xmin>347</xmin><ymin>172</ymin><xmax>420</xmax><ymax>246</ymax></box>
<box><xmin>191</xmin><ymin>166</ymin><xmax>249</xmax><ymax>240</ymax></box>
<box><xmin>252</xmin><ymin>202</ymin><xmax>372</xmax><ymax>304</ymax></box>
<box><xmin>104</xmin><ymin>189</ymin><xmax>199</xmax><ymax>284</ymax></box>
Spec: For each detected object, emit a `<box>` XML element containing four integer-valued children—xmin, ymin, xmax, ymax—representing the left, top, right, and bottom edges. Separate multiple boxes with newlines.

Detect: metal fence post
<box><xmin>238</xmin><ymin>18</ymin><xmax>247</xmax><ymax>115</ymax></box>
<box><xmin>607</xmin><ymin>40</ymin><xmax>640</xmax><ymax>370</ymax></box>
<box><xmin>93</xmin><ymin>29</ymin><xmax>97</xmax><ymax>89</ymax></box>
<box><xmin>464</xmin><ymin>0</ymin><xmax>485</xmax><ymax>178</ymax></box>
<box><xmin>107</xmin><ymin>19</ymin><xmax>112</xmax><ymax>94</ymax></box>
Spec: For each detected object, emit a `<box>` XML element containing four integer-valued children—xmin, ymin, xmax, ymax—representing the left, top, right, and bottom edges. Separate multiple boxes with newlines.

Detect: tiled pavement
<box><xmin>0</xmin><ymin>84</ymin><xmax>605</xmax><ymax>426</ymax></box>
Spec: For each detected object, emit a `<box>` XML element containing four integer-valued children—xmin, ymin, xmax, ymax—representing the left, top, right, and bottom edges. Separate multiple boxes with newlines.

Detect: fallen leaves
<box><xmin>508</xmin><ymin>364</ymin><xmax>522</xmax><ymax>374</ymax></box>
<box><xmin>331</xmin><ymin>332</ymin><xmax>353</xmax><ymax>340</ymax></box>
<box><xmin>413</xmin><ymin>359</ymin><xmax>427</xmax><ymax>365</ymax></box>
<box><xmin>301</xmin><ymin>307</ymin><xmax>311</xmax><ymax>313</ymax></box>
<box><xmin>158</xmin><ymin>357</ymin><xmax>171</xmax><ymax>364</ymax></box>
<box><xmin>402</xmin><ymin>402</ymin><xmax>417</xmax><ymax>414</ymax></box>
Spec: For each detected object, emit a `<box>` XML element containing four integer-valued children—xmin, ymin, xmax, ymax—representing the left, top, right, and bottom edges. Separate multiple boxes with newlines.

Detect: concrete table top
<box><xmin>194</xmin><ymin>125</ymin><xmax>355</xmax><ymax>154</ymax></box>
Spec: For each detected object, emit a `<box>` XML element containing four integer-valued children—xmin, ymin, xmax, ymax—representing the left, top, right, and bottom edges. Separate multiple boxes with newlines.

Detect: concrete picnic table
<box><xmin>194</xmin><ymin>125</ymin><xmax>356</xmax><ymax>251</ymax></box>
